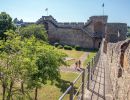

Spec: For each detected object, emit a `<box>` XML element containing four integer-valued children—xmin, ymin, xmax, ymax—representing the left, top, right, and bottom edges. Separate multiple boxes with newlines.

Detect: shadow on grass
<box><xmin>50</xmin><ymin>43</ymin><xmax>98</xmax><ymax>53</ymax></box>
<box><xmin>55</xmin><ymin>79</ymin><xmax>78</xmax><ymax>95</ymax></box>
<box><xmin>76</xmin><ymin>48</ymin><xmax>99</xmax><ymax>52</ymax></box>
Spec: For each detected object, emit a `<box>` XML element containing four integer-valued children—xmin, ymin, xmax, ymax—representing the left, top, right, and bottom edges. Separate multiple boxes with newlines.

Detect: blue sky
<box><xmin>0</xmin><ymin>0</ymin><xmax>130</xmax><ymax>25</ymax></box>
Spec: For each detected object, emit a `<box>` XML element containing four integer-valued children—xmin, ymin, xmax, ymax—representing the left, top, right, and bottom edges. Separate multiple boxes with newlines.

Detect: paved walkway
<box><xmin>60</xmin><ymin>52</ymin><xmax>89</xmax><ymax>73</ymax></box>
<box><xmin>84</xmin><ymin>51</ymin><xmax>113</xmax><ymax>100</ymax></box>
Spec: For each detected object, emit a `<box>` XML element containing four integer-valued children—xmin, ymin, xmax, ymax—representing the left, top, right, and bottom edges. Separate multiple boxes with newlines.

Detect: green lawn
<box><xmin>60</xmin><ymin>49</ymin><xmax>84</xmax><ymax>59</ymax></box>
<box><xmin>60</xmin><ymin>49</ymin><xmax>84</xmax><ymax>66</ymax></box>
<box><xmin>83</xmin><ymin>52</ymin><xmax>96</xmax><ymax>67</ymax></box>
<box><xmin>66</xmin><ymin>59</ymin><xmax>75</xmax><ymax>66</ymax></box>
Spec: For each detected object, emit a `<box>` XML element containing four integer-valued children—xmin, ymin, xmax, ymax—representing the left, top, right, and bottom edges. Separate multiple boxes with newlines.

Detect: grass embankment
<box><xmin>60</xmin><ymin>49</ymin><xmax>84</xmax><ymax>66</ymax></box>
<box><xmin>31</xmin><ymin>72</ymin><xmax>79</xmax><ymax>100</ymax></box>
<box><xmin>0</xmin><ymin>72</ymin><xmax>79</xmax><ymax>100</ymax></box>
<box><xmin>83</xmin><ymin>52</ymin><xmax>96</xmax><ymax>67</ymax></box>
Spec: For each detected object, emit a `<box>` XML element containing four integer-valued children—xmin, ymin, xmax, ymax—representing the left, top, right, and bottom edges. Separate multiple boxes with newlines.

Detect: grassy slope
<box><xmin>31</xmin><ymin>72</ymin><xmax>79</xmax><ymax>100</ymax></box>
<box><xmin>0</xmin><ymin>72</ymin><xmax>78</xmax><ymax>100</ymax></box>
<box><xmin>83</xmin><ymin>52</ymin><xmax>96</xmax><ymax>67</ymax></box>
<box><xmin>0</xmin><ymin>49</ymin><xmax>95</xmax><ymax>100</ymax></box>
<box><xmin>60</xmin><ymin>49</ymin><xmax>84</xmax><ymax>59</ymax></box>
<box><xmin>60</xmin><ymin>49</ymin><xmax>84</xmax><ymax>66</ymax></box>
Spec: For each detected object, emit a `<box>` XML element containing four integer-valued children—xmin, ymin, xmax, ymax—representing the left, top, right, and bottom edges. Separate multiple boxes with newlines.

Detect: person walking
<box><xmin>79</xmin><ymin>60</ymin><xmax>81</xmax><ymax>69</ymax></box>
<box><xmin>75</xmin><ymin>61</ymin><xmax>78</xmax><ymax>69</ymax></box>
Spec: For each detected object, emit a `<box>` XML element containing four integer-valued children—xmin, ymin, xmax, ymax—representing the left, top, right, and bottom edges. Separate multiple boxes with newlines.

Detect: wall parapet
<box><xmin>40</xmin><ymin>15</ymin><xmax>86</xmax><ymax>28</ymax></box>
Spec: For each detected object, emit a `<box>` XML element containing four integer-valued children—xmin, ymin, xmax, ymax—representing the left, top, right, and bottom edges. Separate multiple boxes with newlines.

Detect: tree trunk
<box><xmin>21</xmin><ymin>81</ymin><xmax>24</xmax><ymax>94</ymax></box>
<box><xmin>34</xmin><ymin>87</ymin><xmax>38</xmax><ymax>100</ymax></box>
<box><xmin>2</xmin><ymin>82</ymin><xmax>6</xmax><ymax>100</ymax></box>
<box><xmin>7</xmin><ymin>81</ymin><xmax>13</xmax><ymax>100</ymax></box>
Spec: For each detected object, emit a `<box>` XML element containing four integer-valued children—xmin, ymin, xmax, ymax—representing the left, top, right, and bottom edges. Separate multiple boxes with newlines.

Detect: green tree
<box><xmin>13</xmin><ymin>18</ymin><xmax>19</xmax><ymax>24</ymax></box>
<box><xmin>26</xmin><ymin>41</ymin><xmax>66</xmax><ymax>100</ymax></box>
<box><xmin>0</xmin><ymin>30</ymin><xmax>36</xmax><ymax>100</ymax></box>
<box><xmin>19</xmin><ymin>19</ymin><xmax>23</xmax><ymax>23</ymax></box>
<box><xmin>0</xmin><ymin>30</ymin><xmax>66</xmax><ymax>100</ymax></box>
<box><xmin>13</xmin><ymin>18</ymin><xmax>23</xmax><ymax>24</ymax></box>
<box><xmin>20</xmin><ymin>24</ymin><xmax>48</xmax><ymax>42</ymax></box>
<box><xmin>0</xmin><ymin>12</ymin><xmax>15</xmax><ymax>40</ymax></box>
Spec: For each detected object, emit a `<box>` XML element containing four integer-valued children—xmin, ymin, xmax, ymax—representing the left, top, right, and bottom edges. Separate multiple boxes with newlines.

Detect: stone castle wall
<box><xmin>37</xmin><ymin>15</ymin><xmax>127</xmax><ymax>49</ymax></box>
<box><xmin>106</xmin><ymin>39</ymin><xmax>130</xmax><ymax>100</ymax></box>
<box><xmin>106</xmin><ymin>23</ymin><xmax>127</xmax><ymax>42</ymax></box>
<box><xmin>48</xmin><ymin>22</ymin><xmax>94</xmax><ymax>48</ymax></box>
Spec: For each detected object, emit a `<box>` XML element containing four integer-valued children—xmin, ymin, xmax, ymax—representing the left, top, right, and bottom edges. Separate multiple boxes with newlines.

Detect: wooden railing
<box><xmin>59</xmin><ymin>51</ymin><xmax>100</xmax><ymax>100</ymax></box>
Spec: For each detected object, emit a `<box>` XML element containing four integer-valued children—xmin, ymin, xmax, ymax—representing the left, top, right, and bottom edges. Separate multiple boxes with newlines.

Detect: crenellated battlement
<box><xmin>38</xmin><ymin>15</ymin><xmax>109</xmax><ymax>28</ymax></box>
<box><xmin>40</xmin><ymin>15</ymin><xmax>86</xmax><ymax>28</ymax></box>
<box><xmin>57</xmin><ymin>22</ymin><xmax>85</xmax><ymax>28</ymax></box>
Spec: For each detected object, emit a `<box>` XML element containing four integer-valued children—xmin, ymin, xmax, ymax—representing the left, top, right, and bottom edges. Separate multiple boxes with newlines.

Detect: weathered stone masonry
<box><xmin>106</xmin><ymin>39</ymin><xmax>130</xmax><ymax>100</ymax></box>
<box><xmin>37</xmin><ymin>15</ymin><xmax>127</xmax><ymax>49</ymax></box>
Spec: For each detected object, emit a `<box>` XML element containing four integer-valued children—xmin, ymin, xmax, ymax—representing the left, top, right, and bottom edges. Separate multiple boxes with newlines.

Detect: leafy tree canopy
<box><xmin>13</xmin><ymin>18</ymin><xmax>19</xmax><ymax>23</ymax></box>
<box><xmin>20</xmin><ymin>24</ymin><xmax>48</xmax><ymax>42</ymax></box>
<box><xmin>13</xmin><ymin>18</ymin><xmax>23</xmax><ymax>24</ymax></box>
<box><xmin>0</xmin><ymin>12</ymin><xmax>15</xmax><ymax>39</ymax></box>
<box><xmin>0</xmin><ymin>30</ymin><xmax>67</xmax><ymax>99</ymax></box>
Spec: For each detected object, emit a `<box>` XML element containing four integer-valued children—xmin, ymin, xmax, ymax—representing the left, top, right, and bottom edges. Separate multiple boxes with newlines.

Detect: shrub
<box><xmin>64</xmin><ymin>45</ymin><xmax>72</xmax><ymax>50</ymax></box>
<box><xmin>57</xmin><ymin>45</ymin><xmax>63</xmax><ymax>49</ymax></box>
<box><xmin>75</xmin><ymin>45</ymin><xmax>81</xmax><ymax>50</ymax></box>
<box><xmin>54</xmin><ymin>42</ymin><xmax>59</xmax><ymax>47</ymax></box>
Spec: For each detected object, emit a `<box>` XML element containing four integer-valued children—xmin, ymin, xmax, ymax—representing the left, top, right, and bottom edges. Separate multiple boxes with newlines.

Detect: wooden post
<box><xmin>91</xmin><ymin>60</ymin><xmax>93</xmax><ymax>80</ymax></box>
<box><xmin>81</xmin><ymin>69</ymin><xmax>85</xmax><ymax>100</ymax></box>
<box><xmin>87</xmin><ymin>63</ymin><xmax>90</xmax><ymax>89</ymax></box>
<box><xmin>94</xmin><ymin>56</ymin><xmax>95</xmax><ymax>65</ymax></box>
<box><xmin>90</xmin><ymin>59</ymin><xmax>93</xmax><ymax>80</ymax></box>
<box><xmin>70</xmin><ymin>82</ymin><xmax>74</xmax><ymax>100</ymax></box>
<box><xmin>92</xmin><ymin>58</ymin><xmax>94</xmax><ymax>67</ymax></box>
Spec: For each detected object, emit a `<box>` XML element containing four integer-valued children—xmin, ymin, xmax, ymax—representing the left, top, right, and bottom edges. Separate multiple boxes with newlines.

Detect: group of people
<box><xmin>75</xmin><ymin>60</ymin><xmax>82</xmax><ymax>70</ymax></box>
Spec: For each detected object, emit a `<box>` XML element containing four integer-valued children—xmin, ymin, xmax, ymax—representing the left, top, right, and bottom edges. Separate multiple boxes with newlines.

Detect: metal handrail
<box><xmin>59</xmin><ymin>70</ymin><xmax>84</xmax><ymax>100</ymax></box>
<box><xmin>59</xmin><ymin>86</ymin><xmax>72</xmax><ymax>100</ymax></box>
<box><xmin>73</xmin><ymin>71</ymin><xmax>83</xmax><ymax>84</ymax></box>
<box><xmin>73</xmin><ymin>83</ymin><xmax>83</xmax><ymax>99</ymax></box>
